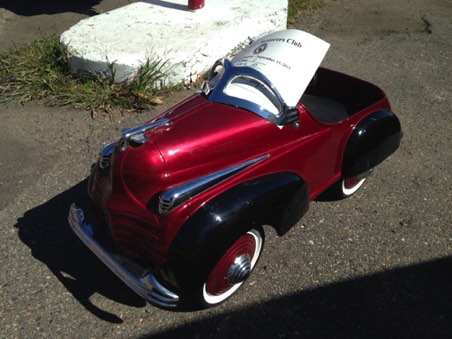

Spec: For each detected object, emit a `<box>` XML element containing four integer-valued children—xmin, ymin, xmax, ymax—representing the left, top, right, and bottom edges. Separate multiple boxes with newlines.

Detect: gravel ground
<box><xmin>1</xmin><ymin>0</ymin><xmax>451</xmax><ymax>338</ymax></box>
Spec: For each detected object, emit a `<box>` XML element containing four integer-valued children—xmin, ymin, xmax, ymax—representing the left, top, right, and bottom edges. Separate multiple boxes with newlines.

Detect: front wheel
<box><xmin>200</xmin><ymin>227</ymin><xmax>264</xmax><ymax>307</ymax></box>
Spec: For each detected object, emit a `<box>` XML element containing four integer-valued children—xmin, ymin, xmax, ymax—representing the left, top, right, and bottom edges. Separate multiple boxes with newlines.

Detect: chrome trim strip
<box><xmin>119</xmin><ymin>119</ymin><xmax>171</xmax><ymax>151</ymax></box>
<box><xmin>122</xmin><ymin>118</ymin><xmax>171</xmax><ymax>142</ymax></box>
<box><xmin>68</xmin><ymin>204</ymin><xmax>179</xmax><ymax>308</ymax></box>
<box><xmin>159</xmin><ymin>154</ymin><xmax>269</xmax><ymax>214</ymax></box>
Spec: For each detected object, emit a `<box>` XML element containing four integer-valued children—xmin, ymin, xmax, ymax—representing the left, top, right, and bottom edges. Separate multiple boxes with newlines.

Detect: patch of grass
<box><xmin>0</xmin><ymin>36</ymin><xmax>172</xmax><ymax>115</ymax></box>
<box><xmin>288</xmin><ymin>0</ymin><xmax>323</xmax><ymax>22</ymax></box>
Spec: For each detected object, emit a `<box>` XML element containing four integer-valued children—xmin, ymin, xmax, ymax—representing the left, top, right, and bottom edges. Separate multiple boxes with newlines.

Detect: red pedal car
<box><xmin>69</xmin><ymin>30</ymin><xmax>401</xmax><ymax>310</ymax></box>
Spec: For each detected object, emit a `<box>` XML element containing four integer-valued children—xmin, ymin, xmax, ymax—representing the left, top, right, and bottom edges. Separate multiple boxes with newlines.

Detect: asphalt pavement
<box><xmin>1</xmin><ymin>0</ymin><xmax>451</xmax><ymax>337</ymax></box>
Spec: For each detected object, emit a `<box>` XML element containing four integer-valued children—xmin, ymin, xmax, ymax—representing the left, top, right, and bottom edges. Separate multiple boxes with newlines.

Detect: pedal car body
<box><xmin>69</xmin><ymin>29</ymin><xmax>401</xmax><ymax>310</ymax></box>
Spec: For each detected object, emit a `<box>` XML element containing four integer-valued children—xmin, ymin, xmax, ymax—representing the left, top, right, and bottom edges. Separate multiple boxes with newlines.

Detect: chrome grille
<box><xmin>110</xmin><ymin>211</ymin><xmax>165</xmax><ymax>264</ymax></box>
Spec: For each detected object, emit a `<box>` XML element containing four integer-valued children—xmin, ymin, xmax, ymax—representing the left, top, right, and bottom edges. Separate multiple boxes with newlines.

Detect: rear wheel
<box><xmin>341</xmin><ymin>176</ymin><xmax>367</xmax><ymax>197</ymax></box>
<box><xmin>317</xmin><ymin>170</ymin><xmax>372</xmax><ymax>201</ymax></box>
<box><xmin>337</xmin><ymin>169</ymin><xmax>373</xmax><ymax>198</ymax></box>
<box><xmin>200</xmin><ymin>228</ymin><xmax>264</xmax><ymax>307</ymax></box>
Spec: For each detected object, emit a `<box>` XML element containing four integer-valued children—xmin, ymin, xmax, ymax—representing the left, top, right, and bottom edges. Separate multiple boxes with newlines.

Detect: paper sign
<box><xmin>232</xmin><ymin>29</ymin><xmax>330</xmax><ymax>107</ymax></box>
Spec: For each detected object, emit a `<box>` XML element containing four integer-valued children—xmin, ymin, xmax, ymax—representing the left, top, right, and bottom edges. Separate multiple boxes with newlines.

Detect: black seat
<box><xmin>300</xmin><ymin>94</ymin><xmax>349</xmax><ymax>124</ymax></box>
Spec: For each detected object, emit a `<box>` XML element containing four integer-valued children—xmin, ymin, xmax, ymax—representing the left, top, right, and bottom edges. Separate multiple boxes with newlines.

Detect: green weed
<box><xmin>0</xmin><ymin>36</ymin><xmax>172</xmax><ymax>115</ymax></box>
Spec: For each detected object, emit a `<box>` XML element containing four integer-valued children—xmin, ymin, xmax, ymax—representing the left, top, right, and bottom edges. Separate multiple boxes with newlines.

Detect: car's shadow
<box><xmin>1</xmin><ymin>0</ymin><xmax>101</xmax><ymax>16</ymax></box>
<box><xmin>146</xmin><ymin>256</ymin><xmax>452</xmax><ymax>338</ymax></box>
<box><xmin>14</xmin><ymin>179</ymin><xmax>145</xmax><ymax>323</ymax></box>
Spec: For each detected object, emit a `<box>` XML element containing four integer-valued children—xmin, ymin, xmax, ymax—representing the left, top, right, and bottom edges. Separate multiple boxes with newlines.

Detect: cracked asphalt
<box><xmin>1</xmin><ymin>0</ymin><xmax>451</xmax><ymax>337</ymax></box>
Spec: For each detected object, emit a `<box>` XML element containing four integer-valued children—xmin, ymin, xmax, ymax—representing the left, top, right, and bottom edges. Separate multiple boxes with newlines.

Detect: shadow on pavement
<box><xmin>14</xmin><ymin>179</ymin><xmax>146</xmax><ymax>323</ymax></box>
<box><xmin>147</xmin><ymin>256</ymin><xmax>452</xmax><ymax>338</ymax></box>
<box><xmin>1</xmin><ymin>0</ymin><xmax>101</xmax><ymax>16</ymax></box>
<box><xmin>13</xmin><ymin>181</ymin><xmax>452</xmax><ymax>334</ymax></box>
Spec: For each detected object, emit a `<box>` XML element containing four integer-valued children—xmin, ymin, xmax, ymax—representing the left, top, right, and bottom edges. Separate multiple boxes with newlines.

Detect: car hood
<box><xmin>149</xmin><ymin>94</ymin><xmax>278</xmax><ymax>188</ymax></box>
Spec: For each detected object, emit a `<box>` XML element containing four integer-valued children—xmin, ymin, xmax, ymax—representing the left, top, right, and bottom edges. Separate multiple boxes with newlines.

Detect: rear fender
<box><xmin>342</xmin><ymin>110</ymin><xmax>402</xmax><ymax>177</ymax></box>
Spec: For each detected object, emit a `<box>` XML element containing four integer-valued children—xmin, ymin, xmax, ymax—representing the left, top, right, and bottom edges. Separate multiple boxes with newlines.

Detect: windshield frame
<box><xmin>202</xmin><ymin>59</ymin><xmax>293</xmax><ymax>125</ymax></box>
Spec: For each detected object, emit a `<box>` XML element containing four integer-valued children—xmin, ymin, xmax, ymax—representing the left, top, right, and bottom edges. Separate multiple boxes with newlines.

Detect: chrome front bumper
<box><xmin>68</xmin><ymin>204</ymin><xmax>179</xmax><ymax>308</ymax></box>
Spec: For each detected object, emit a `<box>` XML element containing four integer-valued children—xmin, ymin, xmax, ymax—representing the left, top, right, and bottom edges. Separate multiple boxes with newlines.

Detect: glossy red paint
<box><xmin>90</xmin><ymin>68</ymin><xmax>392</xmax><ymax>267</ymax></box>
<box><xmin>89</xmin><ymin>61</ymin><xmax>396</xmax><ymax>265</ymax></box>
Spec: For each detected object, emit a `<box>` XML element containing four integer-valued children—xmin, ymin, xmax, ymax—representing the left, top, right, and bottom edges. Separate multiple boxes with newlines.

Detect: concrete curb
<box><xmin>60</xmin><ymin>0</ymin><xmax>288</xmax><ymax>86</ymax></box>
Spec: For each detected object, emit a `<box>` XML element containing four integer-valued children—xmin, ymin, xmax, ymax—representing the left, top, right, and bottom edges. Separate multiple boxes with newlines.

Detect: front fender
<box><xmin>342</xmin><ymin>110</ymin><xmax>402</xmax><ymax>177</ymax></box>
<box><xmin>166</xmin><ymin>172</ymin><xmax>309</xmax><ymax>290</ymax></box>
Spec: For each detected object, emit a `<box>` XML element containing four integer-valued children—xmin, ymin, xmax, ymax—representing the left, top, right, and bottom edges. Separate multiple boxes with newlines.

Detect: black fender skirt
<box><xmin>166</xmin><ymin>172</ymin><xmax>309</xmax><ymax>290</ymax></box>
<box><xmin>342</xmin><ymin>110</ymin><xmax>402</xmax><ymax>178</ymax></box>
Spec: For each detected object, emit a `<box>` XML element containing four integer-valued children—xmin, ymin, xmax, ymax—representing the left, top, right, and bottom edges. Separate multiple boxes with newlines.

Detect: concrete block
<box><xmin>60</xmin><ymin>0</ymin><xmax>287</xmax><ymax>86</ymax></box>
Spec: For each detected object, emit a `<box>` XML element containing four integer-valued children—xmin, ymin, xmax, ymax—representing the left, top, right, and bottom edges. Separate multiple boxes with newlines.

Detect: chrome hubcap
<box><xmin>226</xmin><ymin>254</ymin><xmax>252</xmax><ymax>285</ymax></box>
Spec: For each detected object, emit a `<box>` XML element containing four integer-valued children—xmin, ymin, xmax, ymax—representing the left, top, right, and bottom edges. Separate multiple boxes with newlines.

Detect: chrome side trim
<box><xmin>159</xmin><ymin>154</ymin><xmax>269</xmax><ymax>214</ymax></box>
<box><xmin>119</xmin><ymin>118</ymin><xmax>171</xmax><ymax>151</ymax></box>
<box><xmin>68</xmin><ymin>204</ymin><xmax>179</xmax><ymax>308</ymax></box>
